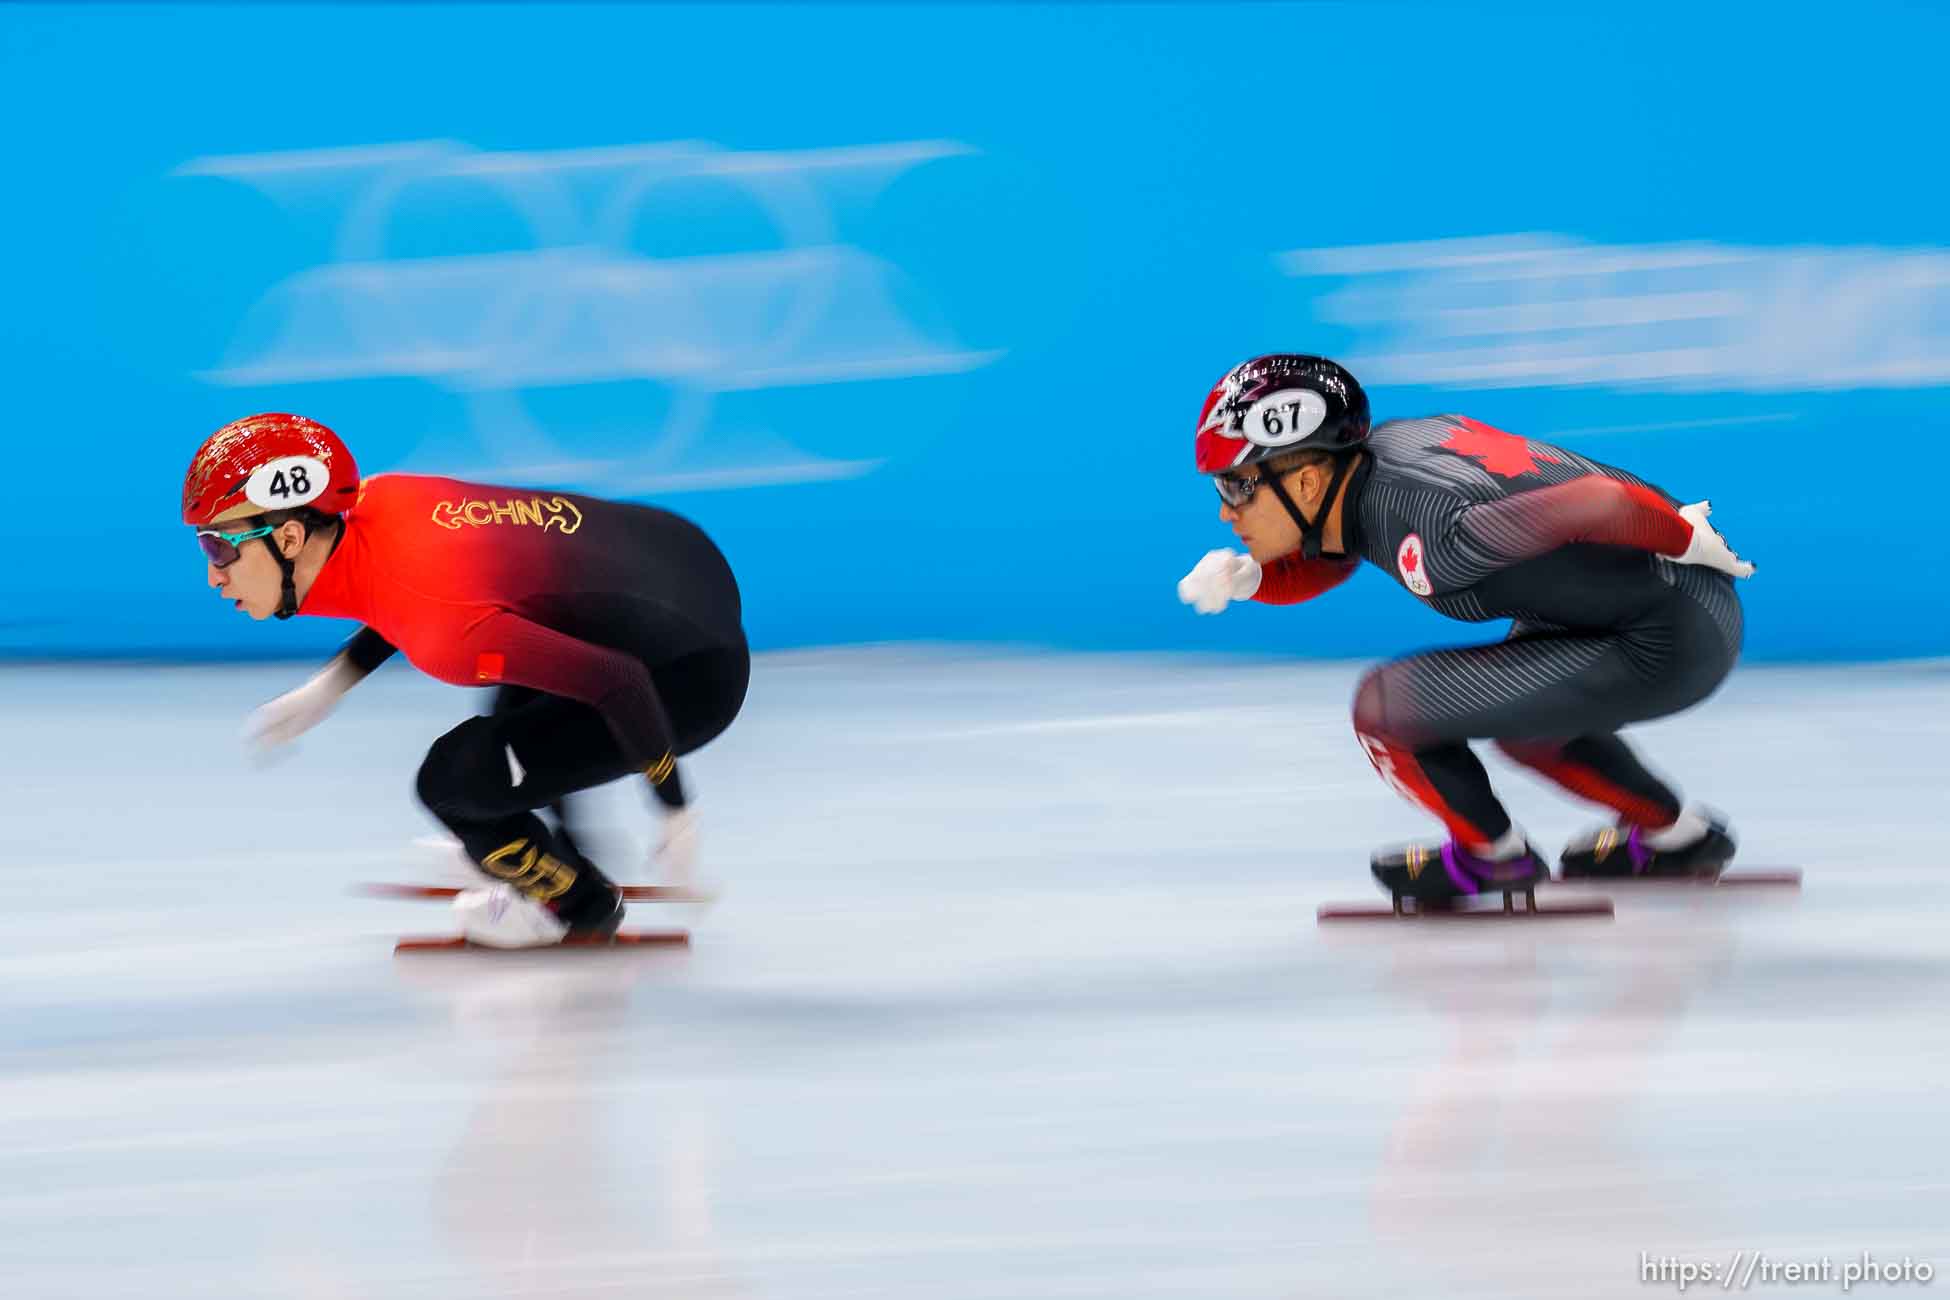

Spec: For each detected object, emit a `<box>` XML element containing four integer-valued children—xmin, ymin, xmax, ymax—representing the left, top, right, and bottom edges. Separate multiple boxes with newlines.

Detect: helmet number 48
<box><xmin>245</xmin><ymin>456</ymin><xmax>330</xmax><ymax>510</ymax></box>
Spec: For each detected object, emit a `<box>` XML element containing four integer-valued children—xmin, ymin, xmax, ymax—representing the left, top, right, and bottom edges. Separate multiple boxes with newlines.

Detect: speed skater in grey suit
<box><xmin>1177</xmin><ymin>354</ymin><xmax>1755</xmax><ymax>905</ymax></box>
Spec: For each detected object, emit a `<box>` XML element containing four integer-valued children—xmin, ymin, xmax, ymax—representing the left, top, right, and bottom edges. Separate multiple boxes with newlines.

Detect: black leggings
<box><xmin>1352</xmin><ymin>564</ymin><xmax>1742</xmax><ymax>846</ymax></box>
<box><xmin>414</xmin><ymin>645</ymin><xmax>749</xmax><ymax>913</ymax></box>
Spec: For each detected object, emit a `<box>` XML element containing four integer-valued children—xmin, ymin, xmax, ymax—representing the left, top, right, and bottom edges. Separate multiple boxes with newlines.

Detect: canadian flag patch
<box><xmin>1396</xmin><ymin>533</ymin><xmax>1434</xmax><ymax>596</ymax></box>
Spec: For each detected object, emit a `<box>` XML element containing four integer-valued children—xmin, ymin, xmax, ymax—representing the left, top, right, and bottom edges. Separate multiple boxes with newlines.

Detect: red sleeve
<box><xmin>462</xmin><ymin>611</ymin><xmax>686</xmax><ymax>806</ymax></box>
<box><xmin>1252</xmin><ymin>555</ymin><xmax>1360</xmax><ymax>605</ymax></box>
<box><xmin>1457</xmin><ymin>477</ymin><xmax>1691</xmax><ymax>566</ymax></box>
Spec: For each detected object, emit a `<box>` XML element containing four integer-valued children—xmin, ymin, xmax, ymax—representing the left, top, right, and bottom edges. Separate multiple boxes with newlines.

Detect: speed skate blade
<box><xmin>1317</xmin><ymin>897</ymin><xmax>1614</xmax><ymax>923</ymax></box>
<box><xmin>1715</xmin><ymin>869</ymin><xmax>1802</xmax><ymax>887</ymax></box>
<box><xmin>1552</xmin><ymin>867</ymin><xmax>1802</xmax><ymax>889</ymax></box>
<box><xmin>362</xmin><ymin>882</ymin><xmax>715</xmax><ymax>904</ymax></box>
<box><xmin>394</xmin><ymin>929</ymin><xmax>690</xmax><ymax>953</ymax></box>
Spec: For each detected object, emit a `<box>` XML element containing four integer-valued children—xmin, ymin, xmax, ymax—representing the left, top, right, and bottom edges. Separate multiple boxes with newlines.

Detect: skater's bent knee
<box><xmin>1351</xmin><ymin>665</ymin><xmax>1404</xmax><ymax>744</ymax></box>
<box><xmin>415</xmin><ymin>716</ymin><xmax>500</xmax><ymax>817</ymax></box>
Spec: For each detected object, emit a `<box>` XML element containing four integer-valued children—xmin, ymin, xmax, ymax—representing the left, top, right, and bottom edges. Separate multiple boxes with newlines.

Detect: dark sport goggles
<box><xmin>1213</xmin><ymin>469</ymin><xmax>1270</xmax><ymax>508</ymax></box>
<box><xmin>195</xmin><ymin>522</ymin><xmax>275</xmax><ymax>569</ymax></box>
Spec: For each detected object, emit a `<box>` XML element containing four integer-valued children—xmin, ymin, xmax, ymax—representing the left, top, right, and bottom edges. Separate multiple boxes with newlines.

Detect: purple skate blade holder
<box><xmin>1324</xmin><ymin>842</ymin><xmax>1608</xmax><ymax>922</ymax></box>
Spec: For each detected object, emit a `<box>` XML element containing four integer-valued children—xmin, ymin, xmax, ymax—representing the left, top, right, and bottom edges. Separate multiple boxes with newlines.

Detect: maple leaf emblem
<box><xmin>1396</xmin><ymin>532</ymin><xmax>1435</xmax><ymax>596</ymax></box>
<box><xmin>1439</xmin><ymin>416</ymin><xmax>1560</xmax><ymax>479</ymax></box>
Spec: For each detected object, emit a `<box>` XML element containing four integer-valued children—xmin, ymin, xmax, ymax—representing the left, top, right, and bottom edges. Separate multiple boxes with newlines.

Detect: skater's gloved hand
<box><xmin>1675</xmin><ymin>501</ymin><xmax>1756</xmax><ymax>579</ymax></box>
<box><xmin>1177</xmin><ymin>548</ymin><xmax>1262</xmax><ymax>614</ymax></box>
<box><xmin>244</xmin><ymin>657</ymin><xmax>359</xmax><ymax>756</ymax></box>
<box><xmin>656</xmin><ymin>806</ymin><xmax>700</xmax><ymax>888</ymax></box>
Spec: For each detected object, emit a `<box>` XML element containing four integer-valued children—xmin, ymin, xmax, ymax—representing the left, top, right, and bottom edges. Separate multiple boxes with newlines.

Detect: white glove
<box><xmin>244</xmin><ymin>656</ymin><xmax>359</xmax><ymax>755</ymax></box>
<box><xmin>453</xmin><ymin>884</ymin><xmax>569</xmax><ymax>949</ymax></box>
<box><xmin>657</xmin><ymin>806</ymin><xmax>701</xmax><ymax>889</ymax></box>
<box><xmin>1675</xmin><ymin>501</ymin><xmax>1756</xmax><ymax>579</ymax></box>
<box><xmin>1177</xmin><ymin>548</ymin><xmax>1263</xmax><ymax>614</ymax></box>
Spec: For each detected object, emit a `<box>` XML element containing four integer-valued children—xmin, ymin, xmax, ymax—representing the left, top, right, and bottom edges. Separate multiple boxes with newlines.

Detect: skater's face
<box><xmin>202</xmin><ymin>520</ymin><xmax>304</xmax><ymax>620</ymax></box>
<box><xmin>1217</xmin><ymin>463</ymin><xmax>1329</xmax><ymax>563</ymax></box>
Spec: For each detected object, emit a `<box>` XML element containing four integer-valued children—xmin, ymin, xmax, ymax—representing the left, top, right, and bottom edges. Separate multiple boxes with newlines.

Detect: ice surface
<box><xmin>2</xmin><ymin>650</ymin><xmax>1946</xmax><ymax>1298</ymax></box>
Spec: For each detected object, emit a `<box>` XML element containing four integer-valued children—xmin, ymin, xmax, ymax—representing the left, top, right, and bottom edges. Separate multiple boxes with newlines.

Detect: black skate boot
<box><xmin>1558</xmin><ymin>817</ymin><xmax>1736</xmax><ymax>880</ymax></box>
<box><xmin>1370</xmin><ymin>838</ymin><xmax>1551</xmax><ymax>913</ymax></box>
<box><xmin>539</xmin><ymin>819</ymin><xmax>626</xmax><ymax>939</ymax></box>
<box><xmin>550</xmin><ymin>872</ymin><xmax>625</xmax><ymax>938</ymax></box>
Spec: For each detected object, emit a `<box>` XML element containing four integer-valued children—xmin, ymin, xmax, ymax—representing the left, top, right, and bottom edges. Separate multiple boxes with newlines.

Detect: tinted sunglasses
<box><xmin>196</xmin><ymin>522</ymin><xmax>276</xmax><ymax>569</ymax></box>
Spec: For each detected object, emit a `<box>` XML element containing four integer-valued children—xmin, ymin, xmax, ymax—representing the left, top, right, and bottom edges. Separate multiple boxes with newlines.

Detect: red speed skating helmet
<box><xmin>182</xmin><ymin>413</ymin><xmax>360</xmax><ymax>527</ymax></box>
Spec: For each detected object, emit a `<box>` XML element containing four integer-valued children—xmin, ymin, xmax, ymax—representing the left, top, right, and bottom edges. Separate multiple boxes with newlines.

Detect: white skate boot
<box><xmin>453</xmin><ymin>883</ymin><xmax>570</xmax><ymax>949</ymax></box>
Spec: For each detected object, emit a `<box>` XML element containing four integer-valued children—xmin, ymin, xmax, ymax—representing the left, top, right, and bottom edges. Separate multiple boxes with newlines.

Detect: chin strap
<box><xmin>253</xmin><ymin>521</ymin><xmax>303</xmax><ymax>620</ymax></box>
<box><xmin>1265</xmin><ymin>454</ymin><xmax>1357</xmax><ymax>559</ymax></box>
<box><xmin>268</xmin><ymin>540</ymin><xmax>300</xmax><ymax>619</ymax></box>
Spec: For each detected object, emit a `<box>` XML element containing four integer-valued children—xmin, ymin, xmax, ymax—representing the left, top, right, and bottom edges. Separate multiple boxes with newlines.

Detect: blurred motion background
<box><xmin>3</xmin><ymin>0</ymin><xmax>1945</xmax><ymax>662</ymax></box>
<box><xmin>4</xmin><ymin>5</ymin><xmax>1948</xmax><ymax>1299</ymax></box>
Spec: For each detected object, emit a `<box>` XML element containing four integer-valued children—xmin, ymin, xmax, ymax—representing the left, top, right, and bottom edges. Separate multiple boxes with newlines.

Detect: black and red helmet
<box><xmin>1193</xmin><ymin>354</ymin><xmax>1370</xmax><ymax>474</ymax></box>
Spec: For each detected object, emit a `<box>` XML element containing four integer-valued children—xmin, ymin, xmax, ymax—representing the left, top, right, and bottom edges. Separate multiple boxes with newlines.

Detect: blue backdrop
<box><xmin>4</xmin><ymin>2</ymin><xmax>1945</xmax><ymax>661</ymax></box>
